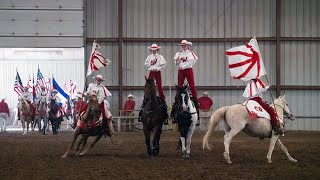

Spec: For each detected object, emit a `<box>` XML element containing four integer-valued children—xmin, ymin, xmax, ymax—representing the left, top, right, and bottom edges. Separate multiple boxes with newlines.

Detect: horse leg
<box><xmin>186</xmin><ymin>122</ymin><xmax>196</xmax><ymax>156</ymax></box>
<box><xmin>79</xmin><ymin>135</ymin><xmax>103</xmax><ymax>156</ymax></box>
<box><xmin>152</xmin><ymin>126</ymin><xmax>162</xmax><ymax>157</ymax></box>
<box><xmin>276</xmin><ymin>139</ymin><xmax>297</xmax><ymax>163</ymax></box>
<box><xmin>143</xmin><ymin>127</ymin><xmax>152</xmax><ymax>157</ymax></box>
<box><xmin>61</xmin><ymin>128</ymin><xmax>81</xmax><ymax>158</ymax></box>
<box><xmin>266</xmin><ymin>133</ymin><xmax>279</xmax><ymax>163</ymax></box>
<box><xmin>76</xmin><ymin>135</ymin><xmax>89</xmax><ymax>156</ymax></box>
<box><xmin>223</xmin><ymin>128</ymin><xmax>242</xmax><ymax>164</ymax></box>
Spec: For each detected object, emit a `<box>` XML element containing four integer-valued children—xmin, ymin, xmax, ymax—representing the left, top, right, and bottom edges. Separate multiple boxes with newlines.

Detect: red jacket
<box><xmin>75</xmin><ymin>101</ymin><xmax>88</xmax><ymax>114</ymax></box>
<box><xmin>124</xmin><ymin>100</ymin><xmax>135</xmax><ymax>111</ymax></box>
<box><xmin>0</xmin><ymin>100</ymin><xmax>10</xmax><ymax>116</ymax></box>
<box><xmin>197</xmin><ymin>96</ymin><xmax>213</xmax><ymax>111</ymax></box>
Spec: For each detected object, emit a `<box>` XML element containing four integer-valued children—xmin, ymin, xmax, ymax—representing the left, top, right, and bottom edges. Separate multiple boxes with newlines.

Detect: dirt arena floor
<box><xmin>0</xmin><ymin>130</ymin><xmax>319</xmax><ymax>180</ymax></box>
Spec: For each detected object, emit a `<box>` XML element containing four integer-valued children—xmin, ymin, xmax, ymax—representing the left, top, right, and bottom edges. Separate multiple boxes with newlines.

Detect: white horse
<box><xmin>175</xmin><ymin>85</ymin><xmax>197</xmax><ymax>158</ymax></box>
<box><xmin>203</xmin><ymin>95</ymin><xmax>297</xmax><ymax>164</ymax></box>
<box><xmin>18</xmin><ymin>98</ymin><xmax>33</xmax><ymax>135</ymax></box>
<box><xmin>35</xmin><ymin>98</ymin><xmax>49</xmax><ymax>135</ymax></box>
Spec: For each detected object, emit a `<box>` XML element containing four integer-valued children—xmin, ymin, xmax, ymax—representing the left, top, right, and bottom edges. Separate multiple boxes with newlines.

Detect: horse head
<box><xmin>49</xmin><ymin>98</ymin><xmax>59</xmax><ymax>114</ymax></box>
<box><xmin>18</xmin><ymin>98</ymin><xmax>30</xmax><ymax>112</ymax></box>
<box><xmin>144</xmin><ymin>77</ymin><xmax>156</xmax><ymax>99</ymax></box>
<box><xmin>87</xmin><ymin>93</ymin><xmax>101</xmax><ymax>117</ymax></box>
<box><xmin>274</xmin><ymin>95</ymin><xmax>295</xmax><ymax>121</ymax></box>
<box><xmin>176</xmin><ymin>84</ymin><xmax>190</xmax><ymax>112</ymax></box>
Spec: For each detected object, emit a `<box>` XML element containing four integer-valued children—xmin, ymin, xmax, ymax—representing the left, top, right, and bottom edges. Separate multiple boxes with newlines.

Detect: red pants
<box><xmin>250</xmin><ymin>97</ymin><xmax>278</xmax><ymax>126</ymax></box>
<box><xmin>99</xmin><ymin>101</ymin><xmax>108</xmax><ymax>119</ymax></box>
<box><xmin>177</xmin><ymin>68</ymin><xmax>197</xmax><ymax>100</ymax></box>
<box><xmin>148</xmin><ymin>71</ymin><xmax>165</xmax><ymax>100</ymax></box>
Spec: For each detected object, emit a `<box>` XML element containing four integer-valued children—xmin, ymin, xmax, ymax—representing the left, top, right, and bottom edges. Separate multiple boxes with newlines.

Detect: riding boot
<box><xmin>159</xmin><ymin>99</ymin><xmax>168</xmax><ymax>125</ymax></box>
<box><xmin>138</xmin><ymin>99</ymin><xmax>148</xmax><ymax>122</ymax></box>
<box><xmin>192</xmin><ymin>98</ymin><xmax>200</xmax><ymax>126</ymax></box>
<box><xmin>272</xmin><ymin>120</ymin><xmax>284</xmax><ymax>135</ymax></box>
<box><xmin>170</xmin><ymin>101</ymin><xmax>179</xmax><ymax>123</ymax></box>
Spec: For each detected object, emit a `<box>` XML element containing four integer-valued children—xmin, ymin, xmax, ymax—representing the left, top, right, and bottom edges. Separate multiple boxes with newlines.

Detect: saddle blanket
<box><xmin>242</xmin><ymin>100</ymin><xmax>270</xmax><ymax>120</ymax></box>
<box><xmin>77</xmin><ymin>119</ymin><xmax>103</xmax><ymax>129</ymax></box>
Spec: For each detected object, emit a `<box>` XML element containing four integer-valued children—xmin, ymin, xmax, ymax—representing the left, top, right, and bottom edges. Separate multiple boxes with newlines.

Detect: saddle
<box><xmin>242</xmin><ymin>100</ymin><xmax>270</xmax><ymax>120</ymax></box>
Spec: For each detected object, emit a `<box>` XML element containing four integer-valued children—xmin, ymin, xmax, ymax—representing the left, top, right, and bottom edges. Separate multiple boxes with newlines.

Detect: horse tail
<box><xmin>203</xmin><ymin>106</ymin><xmax>228</xmax><ymax>151</ymax></box>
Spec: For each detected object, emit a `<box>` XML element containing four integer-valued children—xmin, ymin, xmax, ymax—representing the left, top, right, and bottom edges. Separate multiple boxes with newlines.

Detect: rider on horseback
<box><xmin>73</xmin><ymin>92</ymin><xmax>88</xmax><ymax>128</ymax></box>
<box><xmin>171</xmin><ymin>40</ymin><xmax>200</xmax><ymax>126</ymax></box>
<box><xmin>18</xmin><ymin>86</ymin><xmax>34</xmax><ymax>120</ymax></box>
<box><xmin>85</xmin><ymin>75</ymin><xmax>113</xmax><ymax>134</ymax></box>
<box><xmin>244</xmin><ymin>79</ymin><xmax>284</xmax><ymax>135</ymax></box>
<box><xmin>139</xmin><ymin>44</ymin><xmax>169</xmax><ymax>125</ymax></box>
<box><xmin>36</xmin><ymin>86</ymin><xmax>48</xmax><ymax>104</ymax></box>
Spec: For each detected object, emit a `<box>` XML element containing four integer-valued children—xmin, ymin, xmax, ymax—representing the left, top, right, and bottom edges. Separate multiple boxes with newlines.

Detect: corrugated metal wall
<box><xmin>90</xmin><ymin>0</ymin><xmax>319</xmax><ymax>130</ymax></box>
<box><xmin>0</xmin><ymin>48</ymin><xmax>85</xmax><ymax>110</ymax></box>
<box><xmin>0</xmin><ymin>0</ymin><xmax>84</xmax><ymax>47</ymax></box>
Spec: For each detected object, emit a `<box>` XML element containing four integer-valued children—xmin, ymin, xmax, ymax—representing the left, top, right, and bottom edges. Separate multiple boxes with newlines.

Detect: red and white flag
<box><xmin>86</xmin><ymin>41</ymin><xmax>111</xmax><ymax>77</ymax></box>
<box><xmin>27</xmin><ymin>75</ymin><xmax>33</xmax><ymax>92</ymax></box>
<box><xmin>225</xmin><ymin>38</ymin><xmax>266</xmax><ymax>81</ymax></box>
<box><xmin>70</xmin><ymin>80</ymin><xmax>77</xmax><ymax>95</ymax></box>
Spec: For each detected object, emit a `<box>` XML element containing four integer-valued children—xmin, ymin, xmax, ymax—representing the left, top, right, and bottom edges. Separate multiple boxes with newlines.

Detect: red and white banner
<box><xmin>225</xmin><ymin>38</ymin><xmax>266</xmax><ymax>81</ymax></box>
<box><xmin>243</xmin><ymin>78</ymin><xmax>269</xmax><ymax>98</ymax></box>
<box><xmin>70</xmin><ymin>80</ymin><xmax>77</xmax><ymax>95</ymax></box>
<box><xmin>86</xmin><ymin>41</ymin><xmax>111</xmax><ymax>77</ymax></box>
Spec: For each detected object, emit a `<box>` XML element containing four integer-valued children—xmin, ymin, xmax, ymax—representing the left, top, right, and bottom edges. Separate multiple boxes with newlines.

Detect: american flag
<box><xmin>14</xmin><ymin>71</ymin><xmax>24</xmax><ymax>95</ymax></box>
<box><xmin>70</xmin><ymin>80</ymin><xmax>76</xmax><ymax>95</ymax></box>
<box><xmin>35</xmin><ymin>67</ymin><xmax>46</xmax><ymax>93</ymax></box>
<box><xmin>86</xmin><ymin>41</ymin><xmax>111</xmax><ymax>77</ymax></box>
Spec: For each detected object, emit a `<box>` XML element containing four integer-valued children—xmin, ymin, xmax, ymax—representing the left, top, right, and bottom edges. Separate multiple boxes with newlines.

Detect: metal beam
<box><xmin>106</xmin><ymin>85</ymin><xmax>320</xmax><ymax>91</ymax></box>
<box><xmin>276</xmin><ymin>0</ymin><xmax>281</xmax><ymax>97</ymax></box>
<box><xmin>118</xmin><ymin>0</ymin><xmax>124</xmax><ymax>112</ymax></box>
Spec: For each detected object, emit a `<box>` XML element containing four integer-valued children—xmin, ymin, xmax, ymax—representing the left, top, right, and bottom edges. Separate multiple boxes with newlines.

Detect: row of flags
<box><xmin>14</xmin><ymin>41</ymin><xmax>111</xmax><ymax>103</ymax></box>
<box><xmin>14</xmin><ymin>67</ymin><xmax>77</xmax><ymax>102</ymax></box>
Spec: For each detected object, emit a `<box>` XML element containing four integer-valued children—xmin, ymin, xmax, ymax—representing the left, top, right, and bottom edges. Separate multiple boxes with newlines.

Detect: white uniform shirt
<box><xmin>36</xmin><ymin>91</ymin><xmax>49</xmax><ymax>103</ymax></box>
<box><xmin>144</xmin><ymin>53</ymin><xmax>167</xmax><ymax>71</ymax></box>
<box><xmin>243</xmin><ymin>79</ymin><xmax>269</xmax><ymax>98</ymax></box>
<box><xmin>173</xmin><ymin>50</ymin><xmax>198</xmax><ymax>69</ymax></box>
<box><xmin>86</xmin><ymin>83</ymin><xmax>112</xmax><ymax>104</ymax></box>
<box><xmin>20</xmin><ymin>91</ymin><xmax>33</xmax><ymax>102</ymax></box>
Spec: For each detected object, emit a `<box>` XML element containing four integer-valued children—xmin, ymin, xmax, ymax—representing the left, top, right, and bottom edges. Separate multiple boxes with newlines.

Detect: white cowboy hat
<box><xmin>128</xmin><ymin>94</ymin><xmax>134</xmax><ymax>98</ymax></box>
<box><xmin>203</xmin><ymin>91</ymin><xmax>208</xmax><ymax>96</ymax></box>
<box><xmin>148</xmin><ymin>44</ymin><xmax>161</xmax><ymax>50</ymax></box>
<box><xmin>179</xmin><ymin>40</ymin><xmax>188</xmax><ymax>46</ymax></box>
<box><xmin>51</xmin><ymin>89</ymin><xmax>58</xmax><ymax>94</ymax></box>
<box><xmin>76</xmin><ymin>93</ymin><xmax>83</xmax><ymax>98</ymax></box>
<box><xmin>93</xmin><ymin>74</ymin><xmax>105</xmax><ymax>81</ymax></box>
<box><xmin>186</xmin><ymin>41</ymin><xmax>192</xmax><ymax>46</ymax></box>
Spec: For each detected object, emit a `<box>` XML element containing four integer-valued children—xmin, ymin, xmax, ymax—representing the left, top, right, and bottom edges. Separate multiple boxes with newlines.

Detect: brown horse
<box><xmin>18</xmin><ymin>98</ymin><xmax>33</xmax><ymax>135</ymax></box>
<box><xmin>61</xmin><ymin>93</ymin><xmax>115</xmax><ymax>157</ymax></box>
<box><xmin>141</xmin><ymin>77</ymin><xmax>164</xmax><ymax>157</ymax></box>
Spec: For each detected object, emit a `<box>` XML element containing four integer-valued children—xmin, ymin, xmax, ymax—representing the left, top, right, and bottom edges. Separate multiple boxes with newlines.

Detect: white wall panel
<box><xmin>0</xmin><ymin>48</ymin><xmax>84</xmax><ymax>110</ymax></box>
<box><xmin>86</xmin><ymin>0</ymin><xmax>118</xmax><ymax>38</ymax></box>
<box><xmin>0</xmin><ymin>0</ymin><xmax>84</xmax><ymax>47</ymax></box>
<box><xmin>281</xmin><ymin>0</ymin><xmax>320</xmax><ymax>37</ymax></box>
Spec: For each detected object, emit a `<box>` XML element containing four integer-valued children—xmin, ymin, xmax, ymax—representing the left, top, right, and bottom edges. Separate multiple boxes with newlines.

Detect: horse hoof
<box><xmin>61</xmin><ymin>155</ymin><xmax>67</xmax><ymax>158</ymax></box>
<box><xmin>291</xmin><ymin>159</ymin><xmax>298</xmax><ymax>163</ymax></box>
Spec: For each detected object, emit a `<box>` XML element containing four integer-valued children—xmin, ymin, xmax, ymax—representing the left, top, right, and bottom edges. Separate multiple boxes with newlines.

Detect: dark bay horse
<box><xmin>48</xmin><ymin>98</ymin><xmax>63</xmax><ymax>135</ymax></box>
<box><xmin>61</xmin><ymin>93</ymin><xmax>116</xmax><ymax>158</ymax></box>
<box><xmin>141</xmin><ymin>77</ymin><xmax>164</xmax><ymax>157</ymax></box>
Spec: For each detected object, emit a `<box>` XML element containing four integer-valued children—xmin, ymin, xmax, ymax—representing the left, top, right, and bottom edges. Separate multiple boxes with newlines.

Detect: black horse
<box><xmin>141</xmin><ymin>77</ymin><xmax>165</xmax><ymax>157</ymax></box>
<box><xmin>48</xmin><ymin>98</ymin><xmax>63</xmax><ymax>135</ymax></box>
